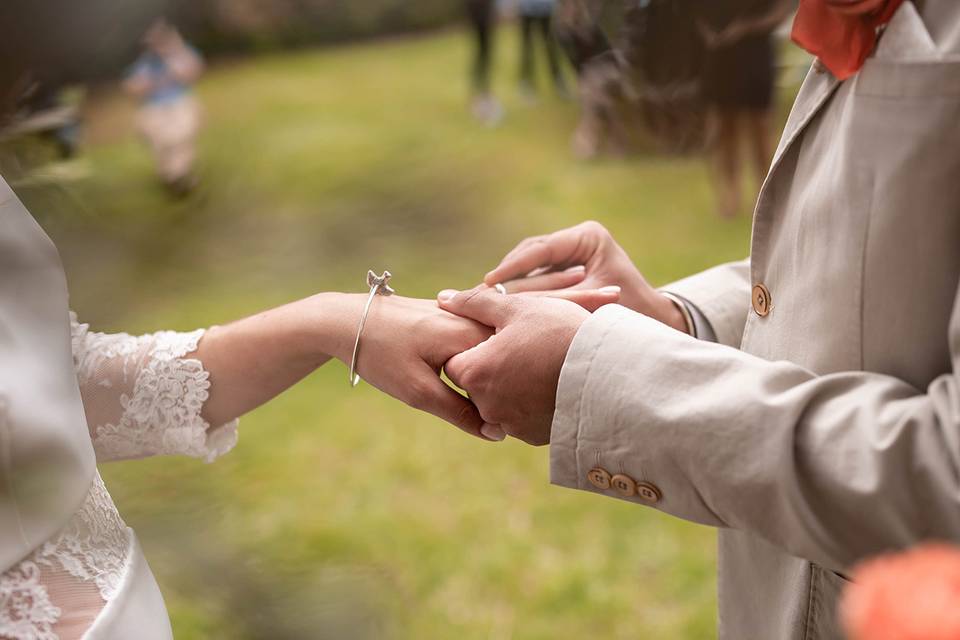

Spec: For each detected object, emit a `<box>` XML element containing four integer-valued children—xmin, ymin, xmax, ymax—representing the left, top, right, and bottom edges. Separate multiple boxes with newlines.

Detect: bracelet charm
<box><xmin>349</xmin><ymin>270</ymin><xmax>395</xmax><ymax>387</ymax></box>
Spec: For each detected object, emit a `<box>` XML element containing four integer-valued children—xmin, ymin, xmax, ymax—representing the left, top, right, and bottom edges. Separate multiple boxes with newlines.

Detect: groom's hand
<box><xmin>484</xmin><ymin>221</ymin><xmax>687</xmax><ymax>333</ymax></box>
<box><xmin>437</xmin><ymin>287</ymin><xmax>591</xmax><ymax>445</ymax></box>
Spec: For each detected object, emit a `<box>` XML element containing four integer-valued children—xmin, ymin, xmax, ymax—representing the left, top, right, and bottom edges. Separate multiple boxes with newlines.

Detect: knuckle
<box><xmin>457</xmin><ymin>361</ymin><xmax>483</xmax><ymax>390</ymax></box>
<box><xmin>460</xmin><ymin>286</ymin><xmax>489</xmax><ymax>306</ymax></box>
<box><xmin>443</xmin><ymin>355</ymin><xmax>465</xmax><ymax>382</ymax></box>
<box><xmin>581</xmin><ymin>220</ymin><xmax>609</xmax><ymax>237</ymax></box>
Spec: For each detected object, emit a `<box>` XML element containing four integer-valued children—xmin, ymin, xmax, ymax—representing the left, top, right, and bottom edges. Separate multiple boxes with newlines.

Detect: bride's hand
<box><xmin>313</xmin><ymin>293</ymin><xmax>497</xmax><ymax>439</ymax></box>
<box><xmin>484</xmin><ymin>221</ymin><xmax>687</xmax><ymax>332</ymax></box>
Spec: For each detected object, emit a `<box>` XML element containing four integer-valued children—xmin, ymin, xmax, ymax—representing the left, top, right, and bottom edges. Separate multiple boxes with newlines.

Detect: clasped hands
<box><xmin>343</xmin><ymin>222</ymin><xmax>690</xmax><ymax>446</ymax></box>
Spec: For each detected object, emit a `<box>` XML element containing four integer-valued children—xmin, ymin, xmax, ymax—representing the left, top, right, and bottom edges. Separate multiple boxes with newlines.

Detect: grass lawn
<box><xmin>14</xmin><ymin>26</ymin><xmax>799</xmax><ymax>640</ymax></box>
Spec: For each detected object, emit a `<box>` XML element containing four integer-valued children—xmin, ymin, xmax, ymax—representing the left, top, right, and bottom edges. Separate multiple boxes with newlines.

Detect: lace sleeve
<box><xmin>70</xmin><ymin>313</ymin><xmax>238</xmax><ymax>463</ymax></box>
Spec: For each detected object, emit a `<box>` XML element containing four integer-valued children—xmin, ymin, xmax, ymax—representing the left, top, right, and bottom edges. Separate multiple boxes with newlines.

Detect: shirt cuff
<box><xmin>678</xmin><ymin>296</ymin><xmax>718</xmax><ymax>343</ymax></box>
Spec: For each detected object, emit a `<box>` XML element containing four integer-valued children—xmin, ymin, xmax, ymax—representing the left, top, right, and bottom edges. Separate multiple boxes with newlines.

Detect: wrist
<box><xmin>308</xmin><ymin>292</ymin><xmax>366</xmax><ymax>364</ymax></box>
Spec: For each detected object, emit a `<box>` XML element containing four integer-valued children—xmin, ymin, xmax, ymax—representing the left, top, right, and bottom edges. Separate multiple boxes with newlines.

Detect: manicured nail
<box><xmin>600</xmin><ymin>285</ymin><xmax>621</xmax><ymax>294</ymax></box>
<box><xmin>437</xmin><ymin>289</ymin><xmax>458</xmax><ymax>302</ymax></box>
<box><xmin>481</xmin><ymin>424</ymin><xmax>506</xmax><ymax>441</ymax></box>
<box><xmin>564</xmin><ymin>265</ymin><xmax>586</xmax><ymax>274</ymax></box>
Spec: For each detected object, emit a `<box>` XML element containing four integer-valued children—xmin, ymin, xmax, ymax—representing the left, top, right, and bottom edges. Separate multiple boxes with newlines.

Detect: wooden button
<box><xmin>636</xmin><ymin>482</ymin><xmax>662</xmax><ymax>504</ymax></box>
<box><xmin>587</xmin><ymin>468</ymin><xmax>612</xmax><ymax>490</ymax></box>
<box><xmin>752</xmin><ymin>283</ymin><xmax>772</xmax><ymax>317</ymax></box>
<box><xmin>610</xmin><ymin>473</ymin><xmax>637</xmax><ymax>497</ymax></box>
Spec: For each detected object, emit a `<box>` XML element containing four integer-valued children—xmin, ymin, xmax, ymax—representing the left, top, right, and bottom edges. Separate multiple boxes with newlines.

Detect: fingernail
<box><xmin>481</xmin><ymin>424</ymin><xmax>506</xmax><ymax>441</ymax></box>
<box><xmin>600</xmin><ymin>285</ymin><xmax>621</xmax><ymax>294</ymax></box>
<box><xmin>564</xmin><ymin>265</ymin><xmax>586</xmax><ymax>274</ymax></box>
<box><xmin>437</xmin><ymin>289</ymin><xmax>458</xmax><ymax>302</ymax></box>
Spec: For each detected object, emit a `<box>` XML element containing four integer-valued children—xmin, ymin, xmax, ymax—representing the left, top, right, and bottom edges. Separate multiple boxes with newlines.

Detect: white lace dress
<box><xmin>0</xmin><ymin>315</ymin><xmax>238</xmax><ymax>640</ymax></box>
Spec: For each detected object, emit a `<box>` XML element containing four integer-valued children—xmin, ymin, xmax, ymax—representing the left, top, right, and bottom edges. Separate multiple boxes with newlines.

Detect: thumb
<box><xmin>437</xmin><ymin>286</ymin><xmax>514</xmax><ymax>328</ymax></box>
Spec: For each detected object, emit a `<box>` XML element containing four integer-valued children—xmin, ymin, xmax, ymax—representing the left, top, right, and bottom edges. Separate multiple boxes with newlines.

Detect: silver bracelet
<box><xmin>349</xmin><ymin>270</ymin><xmax>395</xmax><ymax>387</ymax></box>
<box><xmin>661</xmin><ymin>291</ymin><xmax>696</xmax><ymax>337</ymax></box>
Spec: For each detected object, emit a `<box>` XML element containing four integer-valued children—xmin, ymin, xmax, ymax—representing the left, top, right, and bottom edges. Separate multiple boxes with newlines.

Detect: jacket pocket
<box><xmin>807</xmin><ymin>565</ymin><xmax>849</xmax><ymax>640</ymax></box>
<box><xmin>855</xmin><ymin>60</ymin><xmax>960</xmax><ymax>98</ymax></box>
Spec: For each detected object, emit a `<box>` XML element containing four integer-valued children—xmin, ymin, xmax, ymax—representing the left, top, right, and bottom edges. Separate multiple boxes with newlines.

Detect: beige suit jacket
<box><xmin>550</xmin><ymin>2</ymin><xmax>960</xmax><ymax>638</ymax></box>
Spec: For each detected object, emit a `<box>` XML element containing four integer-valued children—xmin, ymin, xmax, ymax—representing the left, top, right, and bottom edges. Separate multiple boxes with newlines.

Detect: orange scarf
<box><xmin>791</xmin><ymin>0</ymin><xmax>906</xmax><ymax>79</ymax></box>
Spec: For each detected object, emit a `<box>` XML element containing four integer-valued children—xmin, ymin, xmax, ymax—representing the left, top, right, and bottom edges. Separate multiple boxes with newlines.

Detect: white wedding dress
<box><xmin>0</xmin><ymin>287</ymin><xmax>238</xmax><ymax>639</ymax></box>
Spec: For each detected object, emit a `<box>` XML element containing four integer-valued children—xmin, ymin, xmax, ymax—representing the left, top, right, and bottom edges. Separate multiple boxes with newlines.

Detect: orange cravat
<box><xmin>791</xmin><ymin>0</ymin><xmax>906</xmax><ymax>79</ymax></box>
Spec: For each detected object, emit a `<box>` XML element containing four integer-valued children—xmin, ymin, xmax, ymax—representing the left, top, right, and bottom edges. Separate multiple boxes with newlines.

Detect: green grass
<box><xmin>15</xmin><ymin>26</ymin><xmax>797</xmax><ymax>640</ymax></box>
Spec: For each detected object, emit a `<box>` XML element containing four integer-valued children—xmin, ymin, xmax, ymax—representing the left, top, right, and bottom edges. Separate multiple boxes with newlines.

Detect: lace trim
<box><xmin>71</xmin><ymin>314</ymin><xmax>239</xmax><ymax>463</ymax></box>
<box><xmin>0</xmin><ymin>473</ymin><xmax>128</xmax><ymax>640</ymax></box>
<box><xmin>92</xmin><ymin>334</ymin><xmax>238</xmax><ymax>462</ymax></box>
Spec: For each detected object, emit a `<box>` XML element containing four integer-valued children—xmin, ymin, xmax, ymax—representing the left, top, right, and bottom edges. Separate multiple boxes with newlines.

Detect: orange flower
<box><xmin>842</xmin><ymin>543</ymin><xmax>960</xmax><ymax>640</ymax></box>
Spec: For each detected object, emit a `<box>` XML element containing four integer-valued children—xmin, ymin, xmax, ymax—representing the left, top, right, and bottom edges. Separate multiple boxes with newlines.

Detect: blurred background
<box><xmin>1</xmin><ymin>1</ymin><xmax>808</xmax><ymax>638</ymax></box>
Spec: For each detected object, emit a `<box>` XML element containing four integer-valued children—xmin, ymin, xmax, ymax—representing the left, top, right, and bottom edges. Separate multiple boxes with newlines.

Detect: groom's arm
<box><xmin>440</xmin><ymin>285</ymin><xmax>960</xmax><ymax>574</ymax></box>
<box><xmin>550</xmin><ymin>295</ymin><xmax>960</xmax><ymax>573</ymax></box>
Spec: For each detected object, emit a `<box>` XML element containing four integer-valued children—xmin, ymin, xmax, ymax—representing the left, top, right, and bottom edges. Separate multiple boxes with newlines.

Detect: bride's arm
<box><xmin>72</xmin><ymin>292</ymin><xmax>499</xmax><ymax>463</ymax></box>
<box><xmin>194</xmin><ymin>292</ymin><xmax>498</xmax><ymax>437</ymax></box>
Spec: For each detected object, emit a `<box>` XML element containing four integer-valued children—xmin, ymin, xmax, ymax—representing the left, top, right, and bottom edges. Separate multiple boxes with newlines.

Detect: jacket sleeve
<box><xmin>549</xmin><ymin>281</ymin><xmax>960</xmax><ymax>573</ymax></box>
<box><xmin>71</xmin><ymin>313</ymin><xmax>238</xmax><ymax>463</ymax></box>
<box><xmin>661</xmin><ymin>258</ymin><xmax>751</xmax><ymax>348</ymax></box>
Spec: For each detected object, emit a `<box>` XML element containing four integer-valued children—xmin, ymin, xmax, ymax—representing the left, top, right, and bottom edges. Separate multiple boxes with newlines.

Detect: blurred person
<box><xmin>123</xmin><ymin>19</ymin><xmax>203</xmax><ymax>196</ymax></box>
<box><xmin>0</xmin><ymin>6</ymin><xmax>622</xmax><ymax>640</ymax></box>
<box><xmin>696</xmin><ymin>0</ymin><xmax>796</xmax><ymax>218</ymax></box>
<box><xmin>553</xmin><ymin>0</ymin><xmax>620</xmax><ymax>158</ymax></box>
<box><xmin>465</xmin><ymin>0</ymin><xmax>504</xmax><ymax>126</ymax></box>
<box><xmin>553</xmin><ymin>0</ymin><xmax>610</xmax><ymax>76</ymax></box>
<box><xmin>566</xmin><ymin>0</ymin><xmax>708</xmax><ymax>159</ymax></box>
<box><xmin>434</xmin><ymin>1</ymin><xmax>960</xmax><ymax>638</ymax></box>
<box><xmin>518</xmin><ymin>0</ymin><xmax>568</xmax><ymax>99</ymax></box>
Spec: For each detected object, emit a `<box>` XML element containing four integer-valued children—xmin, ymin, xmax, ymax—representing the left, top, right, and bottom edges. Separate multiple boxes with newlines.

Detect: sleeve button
<box><xmin>587</xmin><ymin>468</ymin><xmax>612</xmax><ymax>490</ymax></box>
<box><xmin>610</xmin><ymin>473</ymin><xmax>637</xmax><ymax>497</ymax></box>
<box><xmin>636</xmin><ymin>482</ymin><xmax>662</xmax><ymax>504</ymax></box>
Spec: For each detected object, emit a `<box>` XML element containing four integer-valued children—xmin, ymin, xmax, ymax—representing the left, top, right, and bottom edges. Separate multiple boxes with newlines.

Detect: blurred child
<box><xmin>124</xmin><ymin>19</ymin><xmax>204</xmax><ymax>195</ymax></box>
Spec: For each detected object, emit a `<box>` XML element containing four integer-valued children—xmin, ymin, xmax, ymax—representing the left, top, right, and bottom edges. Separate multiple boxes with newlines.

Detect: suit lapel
<box><xmin>747</xmin><ymin>63</ymin><xmax>839</xmax><ymax>273</ymax></box>
<box><xmin>768</xmin><ymin>63</ymin><xmax>840</xmax><ymax>179</ymax></box>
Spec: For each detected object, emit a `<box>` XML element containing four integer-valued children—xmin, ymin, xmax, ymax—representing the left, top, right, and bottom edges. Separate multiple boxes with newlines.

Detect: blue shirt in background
<box><xmin>127</xmin><ymin>49</ymin><xmax>199</xmax><ymax>106</ymax></box>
